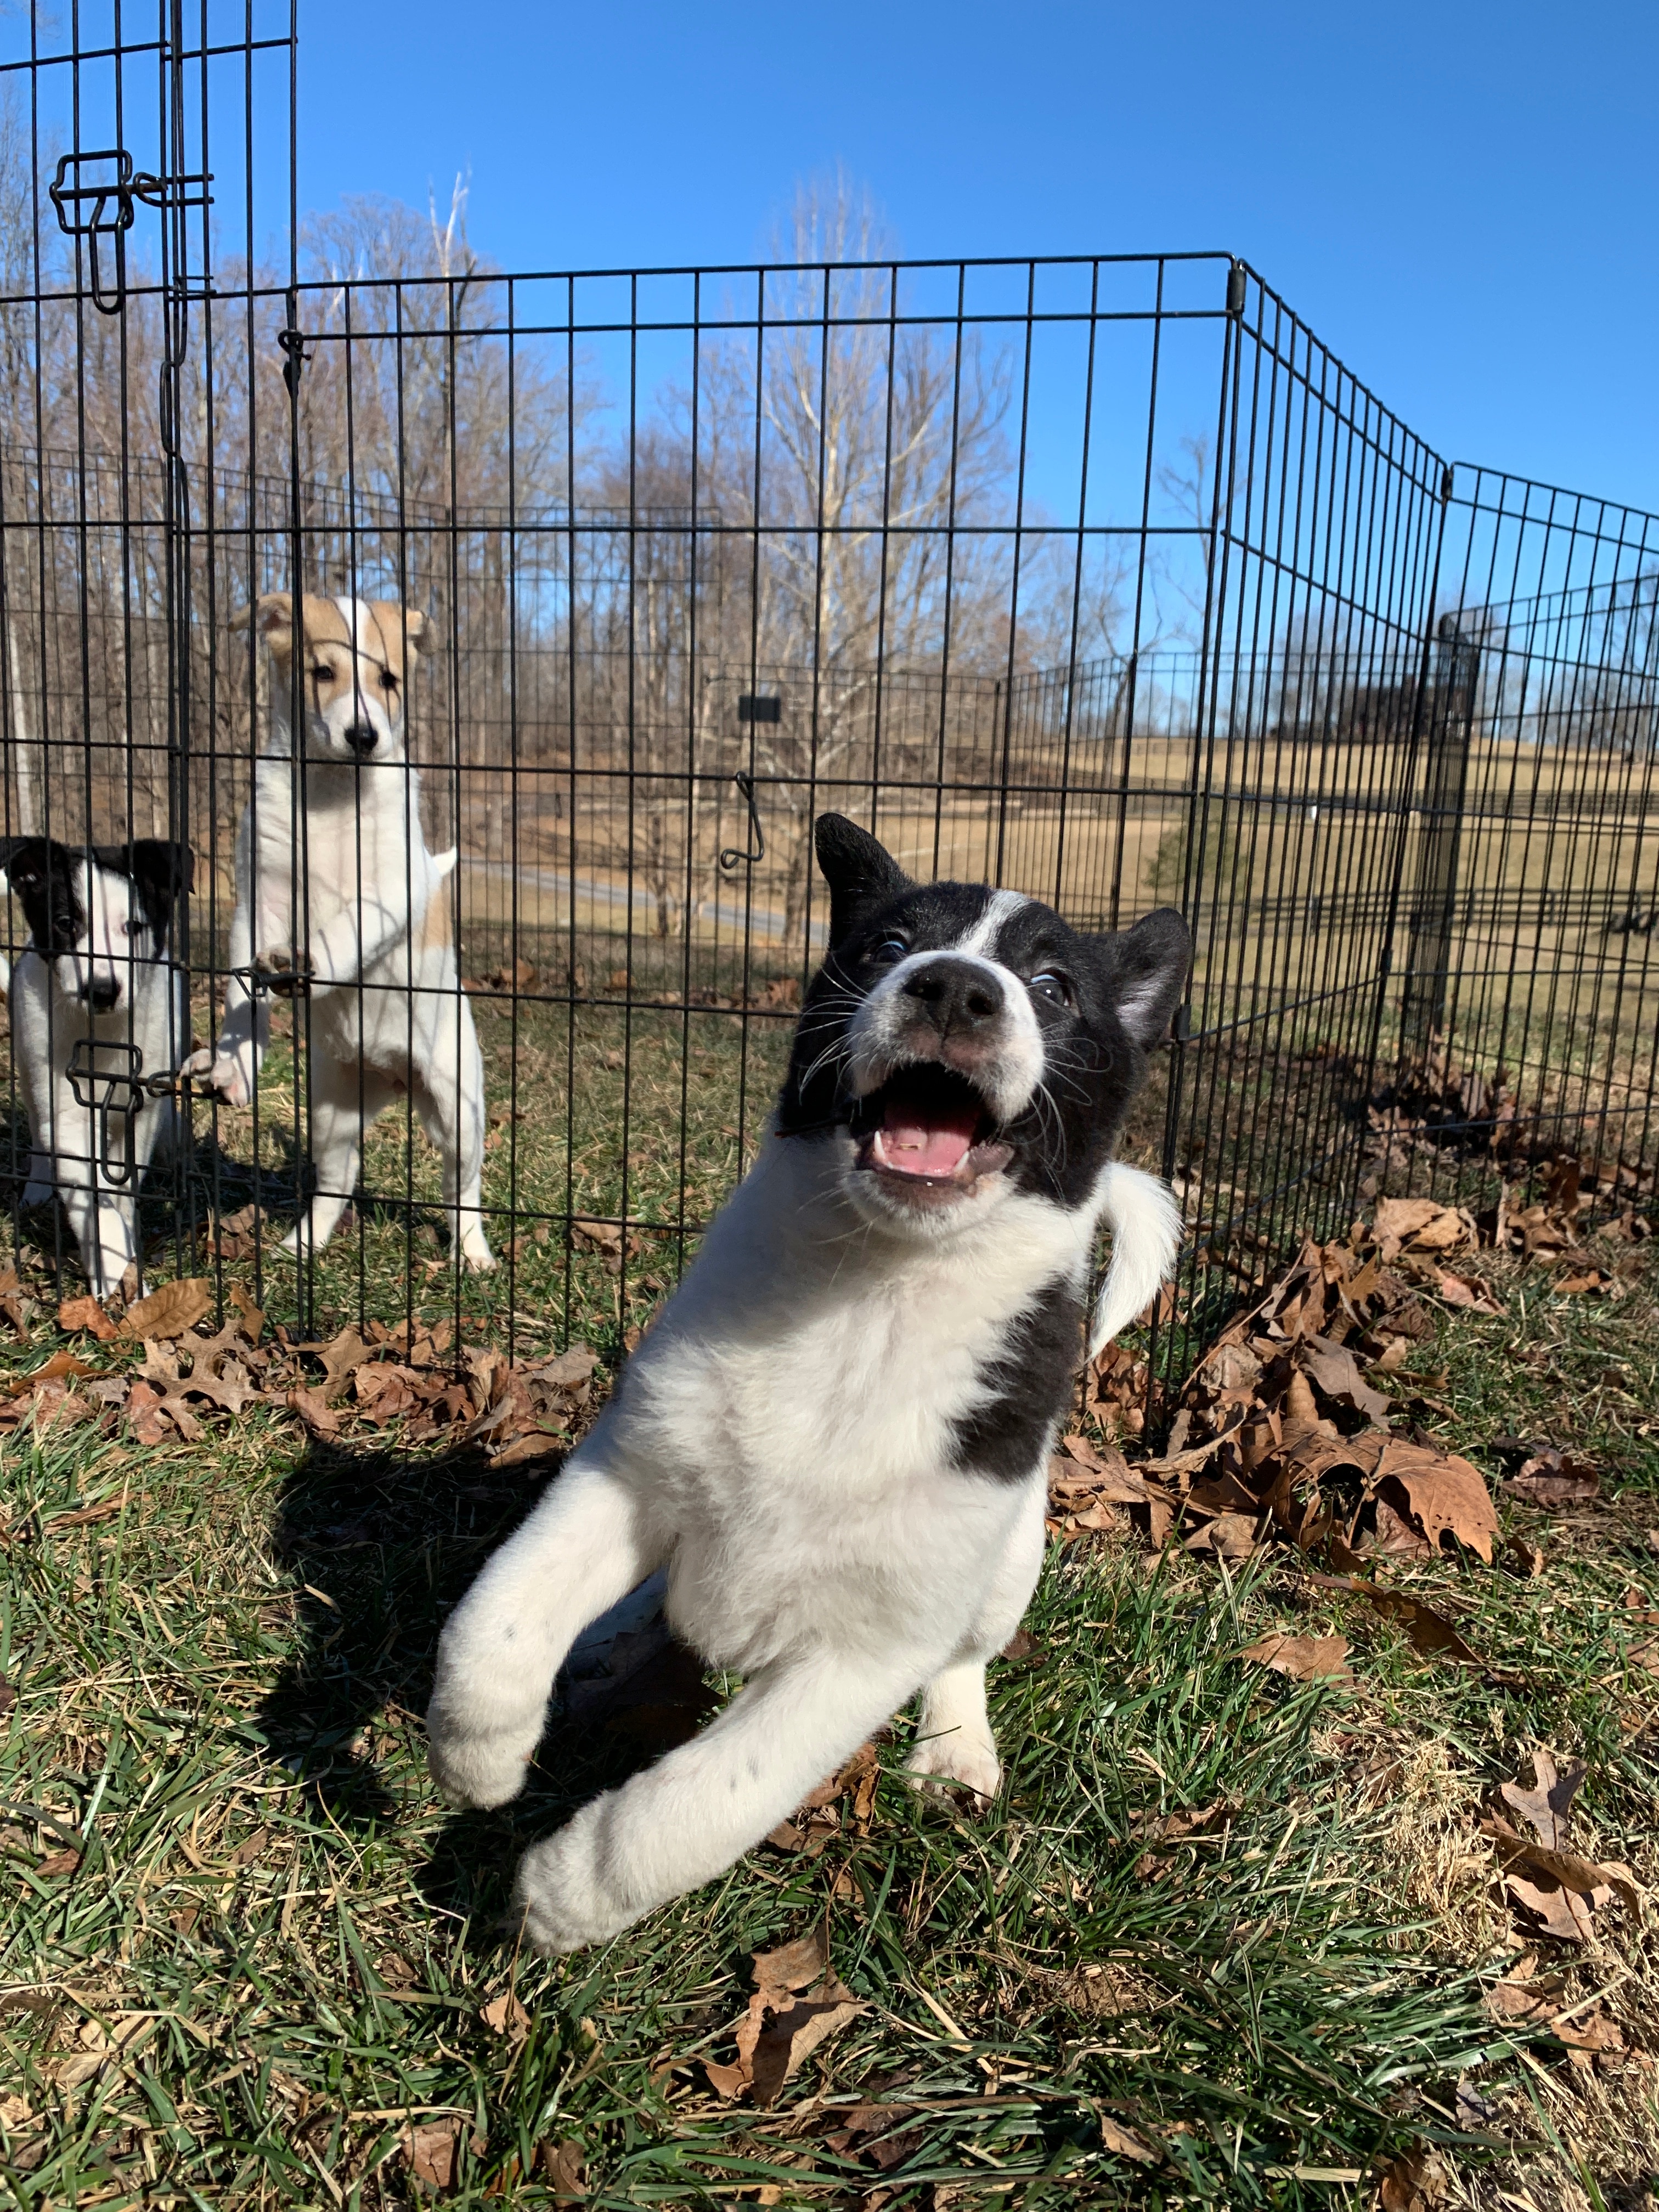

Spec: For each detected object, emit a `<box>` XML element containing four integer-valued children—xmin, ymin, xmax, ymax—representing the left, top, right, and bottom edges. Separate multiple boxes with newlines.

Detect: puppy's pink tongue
<box><xmin>882</xmin><ymin>1103</ymin><xmax>979</xmax><ymax>1176</ymax></box>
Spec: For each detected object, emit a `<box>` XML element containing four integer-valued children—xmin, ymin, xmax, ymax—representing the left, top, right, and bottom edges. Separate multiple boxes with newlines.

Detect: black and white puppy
<box><xmin>2</xmin><ymin>836</ymin><xmax>193</xmax><ymax>1299</ymax></box>
<box><xmin>426</xmin><ymin>815</ymin><xmax>1190</xmax><ymax>1953</ymax></box>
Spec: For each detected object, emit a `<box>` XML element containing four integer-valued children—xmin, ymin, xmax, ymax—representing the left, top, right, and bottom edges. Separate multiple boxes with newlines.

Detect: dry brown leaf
<box><xmin>1308</xmin><ymin>1571</ymin><xmax>1487</xmax><ymax>1667</ymax></box>
<box><xmin>120</xmin><ymin>1277</ymin><xmax>212</xmax><ymax>1341</ymax></box>
<box><xmin>1506</xmin><ymin>1449</ymin><xmax>1600</xmax><ymax>1508</ymax></box>
<box><xmin>318</xmin><ymin>1325</ymin><xmax>375</xmax><ymax>1402</ymax></box>
<box><xmin>537</xmin><ymin>2137</ymin><xmax>586</xmax><ymax>2203</ymax></box>
<box><xmin>1378</xmin><ymin>2145</ymin><xmax>1451</xmax><ymax>2212</ymax></box>
<box><xmin>481</xmin><ymin>1991</ymin><xmax>531</xmax><ymax>2040</ymax></box>
<box><xmin>287</xmin><ymin>1387</ymin><xmax>341</xmax><ymax>1440</ymax></box>
<box><xmin>402</xmin><ymin>2118</ymin><xmax>465</xmax><ymax>2191</ymax></box>
<box><xmin>1099</xmin><ymin>2114</ymin><xmax>1159</xmax><ymax>2165</ymax></box>
<box><xmin>123</xmin><ymin>1379</ymin><xmax>170</xmax><ymax>1447</ymax></box>
<box><xmin>36</xmin><ymin>1849</ymin><xmax>81</xmax><ymax>1879</ymax></box>
<box><xmin>1433</xmin><ymin>1269</ymin><xmax>1503</xmax><ymax>1313</ymax></box>
<box><xmin>1295</xmin><ymin>1432</ymin><xmax>1497</xmax><ymax>1562</ymax></box>
<box><xmin>1296</xmin><ymin>1334</ymin><xmax>1391</xmax><ymax>1420</ymax></box>
<box><xmin>752</xmin><ymin>1928</ymin><xmax>830</xmax><ymax>1995</ymax></box>
<box><xmin>57</xmin><ymin>1296</ymin><xmax>117</xmax><ymax>1342</ymax></box>
<box><xmin>1238</xmin><ymin>1632</ymin><xmax>1352</xmax><ymax>1682</ymax></box>
<box><xmin>1184</xmin><ymin>1511</ymin><xmax>1259</xmax><ymax>1560</ymax></box>
<box><xmin>702</xmin><ymin>1928</ymin><xmax>865</xmax><ymax>2108</ymax></box>
<box><xmin>1499</xmin><ymin>1748</ymin><xmax>1584</xmax><ymax>1849</ymax></box>
<box><xmin>750</xmin><ymin>1982</ymin><xmax>864</xmax><ymax>2106</ymax></box>
<box><xmin>1374</xmin><ymin>1198</ymin><xmax>1472</xmax><ymax>1252</ymax></box>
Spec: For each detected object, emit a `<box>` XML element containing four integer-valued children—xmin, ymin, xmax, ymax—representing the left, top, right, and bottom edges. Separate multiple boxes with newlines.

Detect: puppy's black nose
<box><xmin>901</xmin><ymin>957</ymin><xmax>1003</xmax><ymax>1031</ymax></box>
<box><xmin>343</xmin><ymin>724</ymin><xmax>379</xmax><ymax>756</ymax></box>
<box><xmin>80</xmin><ymin>977</ymin><xmax>121</xmax><ymax>1012</ymax></box>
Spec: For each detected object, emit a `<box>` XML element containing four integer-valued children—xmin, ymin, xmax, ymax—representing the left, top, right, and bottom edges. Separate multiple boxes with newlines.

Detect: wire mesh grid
<box><xmin>1</xmin><ymin>2</ymin><xmax>1655</xmax><ymax>1384</ymax></box>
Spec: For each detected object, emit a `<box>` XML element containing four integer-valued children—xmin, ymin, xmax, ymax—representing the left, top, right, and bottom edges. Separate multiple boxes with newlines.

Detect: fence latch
<box><xmin>49</xmin><ymin>149</ymin><xmax>212</xmax><ymax>315</ymax></box>
<box><xmin>719</xmin><ymin>772</ymin><xmax>766</xmax><ymax>872</ymax></box>
<box><xmin>66</xmin><ymin>1036</ymin><xmax>147</xmax><ymax>1184</ymax></box>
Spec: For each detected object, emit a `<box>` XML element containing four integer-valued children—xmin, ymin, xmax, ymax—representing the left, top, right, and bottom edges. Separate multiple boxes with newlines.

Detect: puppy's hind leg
<box><xmin>412</xmin><ymin>994</ymin><xmax>494</xmax><ymax>1272</ymax></box>
<box><xmin>427</xmin><ymin>1453</ymin><xmax>663</xmax><ymax>1810</ymax></box>
<box><xmin>514</xmin><ymin>1644</ymin><xmax>932</xmax><ymax>1954</ymax></box>
<box><xmin>907</xmin><ymin>1473</ymin><xmax>1048</xmax><ymax>1804</ymax></box>
<box><xmin>280</xmin><ymin>1060</ymin><xmax>396</xmax><ymax>1261</ymax></box>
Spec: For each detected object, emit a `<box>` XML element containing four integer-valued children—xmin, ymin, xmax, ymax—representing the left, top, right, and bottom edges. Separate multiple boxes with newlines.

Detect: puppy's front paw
<box><xmin>459</xmin><ymin>1228</ymin><xmax>498</xmax><ymax>1274</ymax></box>
<box><xmin>253</xmin><ymin>947</ymin><xmax>313</xmax><ymax>998</ymax></box>
<box><xmin>906</xmin><ymin>1730</ymin><xmax>1001</xmax><ymax>1807</ymax></box>
<box><xmin>426</xmin><ymin>1708</ymin><xmax>537</xmax><ymax>1812</ymax></box>
<box><xmin>182</xmin><ymin>1047</ymin><xmax>250</xmax><ymax>1109</ymax></box>
<box><xmin>514</xmin><ymin>1814</ymin><xmax>636</xmax><ymax>1955</ymax></box>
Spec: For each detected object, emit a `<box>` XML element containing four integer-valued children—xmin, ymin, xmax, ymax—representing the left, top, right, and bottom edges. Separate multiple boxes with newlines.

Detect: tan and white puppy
<box><xmin>187</xmin><ymin>594</ymin><xmax>494</xmax><ymax>1271</ymax></box>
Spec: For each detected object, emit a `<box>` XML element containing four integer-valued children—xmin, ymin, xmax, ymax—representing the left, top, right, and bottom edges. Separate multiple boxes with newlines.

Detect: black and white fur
<box><xmin>2</xmin><ymin>835</ymin><xmax>192</xmax><ymax>1299</ymax></box>
<box><xmin>426</xmin><ymin>815</ymin><xmax>1190</xmax><ymax>1953</ymax></box>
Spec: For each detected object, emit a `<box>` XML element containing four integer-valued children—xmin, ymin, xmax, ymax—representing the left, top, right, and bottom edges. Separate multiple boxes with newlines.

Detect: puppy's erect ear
<box><xmin>0</xmin><ymin>835</ymin><xmax>60</xmax><ymax>899</ymax></box>
<box><xmin>233</xmin><ymin>591</ymin><xmax>298</xmax><ymax>661</ymax></box>
<box><xmin>119</xmin><ymin>838</ymin><xmax>194</xmax><ymax>895</ymax></box>
<box><xmin>814</xmin><ymin>814</ymin><xmax>910</xmax><ymax>948</ymax></box>
<box><xmin>1103</xmin><ymin>907</ymin><xmax>1191</xmax><ymax>1047</ymax></box>
<box><xmin>398</xmin><ymin>607</ymin><xmax>430</xmax><ymax>662</ymax></box>
<box><xmin>111</xmin><ymin>838</ymin><xmax>194</xmax><ymax>941</ymax></box>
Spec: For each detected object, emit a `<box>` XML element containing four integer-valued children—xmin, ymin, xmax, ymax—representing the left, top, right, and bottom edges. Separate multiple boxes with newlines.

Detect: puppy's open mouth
<box><xmin>851</xmin><ymin>1064</ymin><xmax>1014</xmax><ymax>1197</ymax></box>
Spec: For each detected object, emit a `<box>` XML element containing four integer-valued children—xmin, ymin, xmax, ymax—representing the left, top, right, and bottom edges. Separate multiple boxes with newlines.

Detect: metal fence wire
<box><xmin>2</xmin><ymin>4</ymin><xmax>1656</xmax><ymax>1385</ymax></box>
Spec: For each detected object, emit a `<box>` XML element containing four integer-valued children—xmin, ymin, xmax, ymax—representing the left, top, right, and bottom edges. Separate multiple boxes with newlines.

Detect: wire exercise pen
<box><xmin>1</xmin><ymin>3</ymin><xmax>1656</xmax><ymax>1385</ymax></box>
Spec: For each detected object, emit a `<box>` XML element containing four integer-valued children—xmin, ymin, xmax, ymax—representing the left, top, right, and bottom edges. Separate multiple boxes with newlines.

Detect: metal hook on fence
<box><xmin>49</xmin><ymin>148</ymin><xmax>212</xmax><ymax>317</ymax></box>
<box><xmin>719</xmin><ymin>772</ymin><xmax>766</xmax><ymax>873</ymax></box>
<box><xmin>66</xmin><ymin>1037</ymin><xmax>146</xmax><ymax>1184</ymax></box>
<box><xmin>279</xmin><ymin>291</ymin><xmax>311</xmax><ymax>397</ymax></box>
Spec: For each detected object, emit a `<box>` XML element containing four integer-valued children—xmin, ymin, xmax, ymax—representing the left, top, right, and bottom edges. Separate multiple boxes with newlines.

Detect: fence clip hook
<box><xmin>66</xmin><ymin>1037</ymin><xmax>146</xmax><ymax>1184</ymax></box>
<box><xmin>719</xmin><ymin>772</ymin><xmax>766</xmax><ymax>873</ymax></box>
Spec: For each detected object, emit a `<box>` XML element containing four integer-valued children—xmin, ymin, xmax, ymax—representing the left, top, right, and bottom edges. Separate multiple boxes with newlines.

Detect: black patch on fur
<box><xmin>1</xmin><ymin>835</ymin><xmax>191</xmax><ymax>957</ymax></box>
<box><xmin>948</xmin><ymin>1273</ymin><xmax>1083</xmax><ymax>1482</ymax></box>
<box><xmin>777</xmin><ymin>814</ymin><xmax>1192</xmax><ymax>1210</ymax></box>
<box><xmin>0</xmin><ymin>836</ymin><xmax>85</xmax><ymax>957</ymax></box>
<box><xmin>95</xmin><ymin>839</ymin><xmax>193</xmax><ymax>945</ymax></box>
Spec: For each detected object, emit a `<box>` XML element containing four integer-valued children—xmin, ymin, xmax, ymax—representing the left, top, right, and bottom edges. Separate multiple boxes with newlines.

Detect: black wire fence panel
<box><xmin>1</xmin><ymin>4</ymin><xmax>1656</xmax><ymax>1377</ymax></box>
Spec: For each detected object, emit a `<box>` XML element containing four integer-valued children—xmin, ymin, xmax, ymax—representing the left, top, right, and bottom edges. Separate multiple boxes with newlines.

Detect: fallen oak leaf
<box><xmin>1293</xmin><ymin>1432</ymin><xmax>1497</xmax><ymax>1562</ymax></box>
<box><xmin>1499</xmin><ymin>1747</ymin><xmax>1584</xmax><ymax>1849</ymax></box>
<box><xmin>287</xmin><ymin>1387</ymin><xmax>341</xmax><ymax>1440</ymax></box>
<box><xmin>400</xmin><ymin>2117</ymin><xmax>483</xmax><ymax>2192</ymax></box>
<box><xmin>749</xmin><ymin>1978</ymin><xmax>864</xmax><ymax>2106</ymax></box>
<box><xmin>1099</xmin><ymin>2113</ymin><xmax>1160</xmax><ymax>2166</ymax></box>
<box><xmin>120</xmin><ymin>1277</ymin><xmax>212</xmax><ymax>1341</ymax></box>
<box><xmin>1295</xmin><ymin>1333</ymin><xmax>1391</xmax><ymax>1421</ymax></box>
<box><xmin>480</xmin><ymin>1991</ymin><xmax>531</xmax><ymax>2041</ymax></box>
<box><xmin>4</xmin><ymin>1350</ymin><xmax>97</xmax><ymax>1398</ymax></box>
<box><xmin>537</xmin><ymin>2138</ymin><xmax>585</xmax><ymax>2203</ymax></box>
<box><xmin>1237</xmin><ymin>1631</ymin><xmax>1352</xmax><ymax>1682</ymax></box>
<box><xmin>1374</xmin><ymin>1197</ymin><xmax>1474</xmax><ymax>1251</ymax></box>
<box><xmin>1377</xmin><ymin>2144</ymin><xmax>1451</xmax><ymax>2212</ymax></box>
<box><xmin>1506</xmin><ymin>1449</ymin><xmax>1600</xmax><ymax>1508</ymax></box>
<box><xmin>1433</xmin><ymin>1269</ymin><xmax>1504</xmax><ymax>1314</ymax></box>
<box><xmin>1306</xmin><ymin>1570</ymin><xmax>1488</xmax><ymax>1667</ymax></box>
<box><xmin>57</xmin><ymin>1296</ymin><xmax>118</xmax><ymax>1342</ymax></box>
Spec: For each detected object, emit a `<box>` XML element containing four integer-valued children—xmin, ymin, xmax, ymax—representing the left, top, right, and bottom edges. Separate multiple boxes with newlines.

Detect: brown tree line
<box><xmin>2</xmin><ymin>153</ymin><xmax>1140</xmax><ymax>941</ymax></box>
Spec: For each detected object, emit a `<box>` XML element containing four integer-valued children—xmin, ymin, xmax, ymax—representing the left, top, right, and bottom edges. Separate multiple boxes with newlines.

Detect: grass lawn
<box><xmin>0</xmin><ymin>1191</ymin><xmax>1657</xmax><ymax>2207</ymax></box>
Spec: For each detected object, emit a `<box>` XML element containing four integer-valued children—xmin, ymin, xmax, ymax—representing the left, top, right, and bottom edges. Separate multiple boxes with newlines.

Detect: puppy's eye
<box><xmin>309</xmin><ymin>663</ymin><xmax>334</xmax><ymax>681</ymax></box>
<box><xmin>868</xmin><ymin>936</ymin><xmax>909</xmax><ymax>965</ymax></box>
<box><xmin>1029</xmin><ymin>969</ymin><xmax>1072</xmax><ymax>1006</ymax></box>
<box><xmin>380</xmin><ymin>669</ymin><xmax>399</xmax><ymax>691</ymax></box>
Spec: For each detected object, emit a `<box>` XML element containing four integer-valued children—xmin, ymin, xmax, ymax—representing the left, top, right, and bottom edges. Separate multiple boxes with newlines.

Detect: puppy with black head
<box><xmin>2</xmin><ymin>835</ymin><xmax>193</xmax><ymax>1299</ymax></box>
<box><xmin>426</xmin><ymin>815</ymin><xmax>1190</xmax><ymax>1953</ymax></box>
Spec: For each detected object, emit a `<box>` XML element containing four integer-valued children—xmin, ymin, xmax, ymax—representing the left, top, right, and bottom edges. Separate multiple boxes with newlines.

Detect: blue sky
<box><xmin>285</xmin><ymin>0</ymin><xmax>1659</xmax><ymax>517</ymax></box>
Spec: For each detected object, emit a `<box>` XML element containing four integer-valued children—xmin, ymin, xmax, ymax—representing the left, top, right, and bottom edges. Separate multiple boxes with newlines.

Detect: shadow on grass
<box><xmin>256</xmin><ymin>1427</ymin><xmax>676</xmax><ymax>1944</ymax></box>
